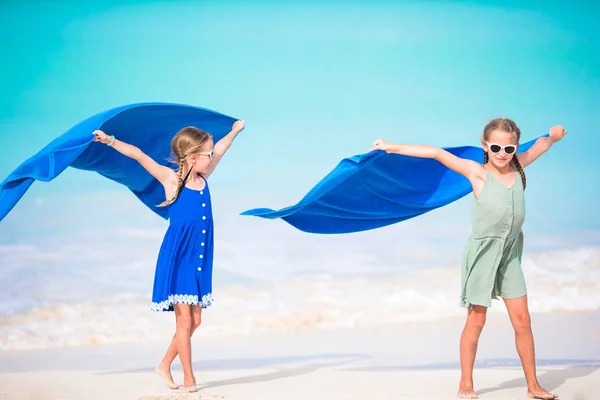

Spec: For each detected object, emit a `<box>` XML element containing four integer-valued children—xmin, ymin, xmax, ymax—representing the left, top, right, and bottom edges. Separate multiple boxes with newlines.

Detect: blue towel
<box><xmin>240</xmin><ymin>136</ymin><xmax>541</xmax><ymax>234</ymax></box>
<box><xmin>0</xmin><ymin>102</ymin><xmax>237</xmax><ymax>221</ymax></box>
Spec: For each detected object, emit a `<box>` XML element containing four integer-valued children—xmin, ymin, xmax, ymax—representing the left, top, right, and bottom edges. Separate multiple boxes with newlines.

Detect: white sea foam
<box><xmin>1</xmin><ymin>191</ymin><xmax>598</xmax><ymax>350</ymax></box>
<box><xmin>1</xmin><ymin>246</ymin><xmax>598</xmax><ymax>350</ymax></box>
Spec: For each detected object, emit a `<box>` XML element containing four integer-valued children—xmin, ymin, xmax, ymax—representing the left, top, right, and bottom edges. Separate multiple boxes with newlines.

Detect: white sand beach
<box><xmin>1</xmin><ymin>311</ymin><xmax>598</xmax><ymax>400</ymax></box>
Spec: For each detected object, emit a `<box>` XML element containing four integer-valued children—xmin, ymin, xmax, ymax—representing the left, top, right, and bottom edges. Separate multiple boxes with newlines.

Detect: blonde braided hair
<box><xmin>482</xmin><ymin>118</ymin><xmax>527</xmax><ymax>190</ymax></box>
<box><xmin>157</xmin><ymin>127</ymin><xmax>213</xmax><ymax>207</ymax></box>
<box><xmin>512</xmin><ymin>154</ymin><xmax>526</xmax><ymax>190</ymax></box>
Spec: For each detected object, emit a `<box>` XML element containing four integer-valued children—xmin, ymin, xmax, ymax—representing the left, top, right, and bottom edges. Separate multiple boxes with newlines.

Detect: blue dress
<box><xmin>151</xmin><ymin>176</ymin><xmax>214</xmax><ymax>312</ymax></box>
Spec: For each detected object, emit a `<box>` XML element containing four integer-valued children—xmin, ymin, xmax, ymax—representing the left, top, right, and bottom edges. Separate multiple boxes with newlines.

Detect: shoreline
<box><xmin>0</xmin><ymin>311</ymin><xmax>598</xmax><ymax>399</ymax></box>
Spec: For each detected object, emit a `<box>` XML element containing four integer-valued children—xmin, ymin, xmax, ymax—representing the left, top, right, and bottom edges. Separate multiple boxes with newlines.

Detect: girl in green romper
<box><xmin>370</xmin><ymin>119</ymin><xmax>567</xmax><ymax>399</ymax></box>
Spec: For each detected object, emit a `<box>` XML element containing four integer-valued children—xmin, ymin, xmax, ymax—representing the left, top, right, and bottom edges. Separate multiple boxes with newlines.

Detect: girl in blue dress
<box><xmin>93</xmin><ymin>120</ymin><xmax>245</xmax><ymax>392</ymax></box>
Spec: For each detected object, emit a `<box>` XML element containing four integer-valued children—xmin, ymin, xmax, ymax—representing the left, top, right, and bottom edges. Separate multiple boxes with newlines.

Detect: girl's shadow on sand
<box><xmin>477</xmin><ymin>365</ymin><xmax>599</xmax><ymax>396</ymax></box>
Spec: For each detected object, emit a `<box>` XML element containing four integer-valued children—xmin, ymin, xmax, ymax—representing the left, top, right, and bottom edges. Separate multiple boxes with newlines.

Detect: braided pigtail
<box><xmin>483</xmin><ymin>151</ymin><xmax>489</xmax><ymax>164</ymax></box>
<box><xmin>512</xmin><ymin>155</ymin><xmax>527</xmax><ymax>190</ymax></box>
<box><xmin>157</xmin><ymin>157</ymin><xmax>187</xmax><ymax>207</ymax></box>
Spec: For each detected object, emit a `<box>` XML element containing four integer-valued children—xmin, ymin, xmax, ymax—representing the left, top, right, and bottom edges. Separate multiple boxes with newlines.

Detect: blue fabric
<box><xmin>241</xmin><ymin>137</ymin><xmax>542</xmax><ymax>234</ymax></box>
<box><xmin>151</xmin><ymin>178</ymin><xmax>215</xmax><ymax>312</ymax></box>
<box><xmin>0</xmin><ymin>102</ymin><xmax>237</xmax><ymax>221</ymax></box>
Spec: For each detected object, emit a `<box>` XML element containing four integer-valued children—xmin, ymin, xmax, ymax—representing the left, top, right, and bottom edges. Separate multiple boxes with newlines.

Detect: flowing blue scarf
<box><xmin>240</xmin><ymin>137</ymin><xmax>540</xmax><ymax>234</ymax></box>
<box><xmin>0</xmin><ymin>103</ymin><xmax>237</xmax><ymax>221</ymax></box>
<box><xmin>1</xmin><ymin>103</ymin><xmax>540</xmax><ymax>235</ymax></box>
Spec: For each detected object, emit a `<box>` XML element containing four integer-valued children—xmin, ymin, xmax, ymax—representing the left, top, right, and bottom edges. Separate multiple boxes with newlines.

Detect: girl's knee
<box><xmin>468</xmin><ymin>314</ymin><xmax>486</xmax><ymax>330</ymax></box>
<box><xmin>176</xmin><ymin>314</ymin><xmax>193</xmax><ymax>331</ymax></box>
<box><xmin>512</xmin><ymin>312</ymin><xmax>531</xmax><ymax>332</ymax></box>
<box><xmin>467</xmin><ymin>307</ymin><xmax>487</xmax><ymax>329</ymax></box>
<box><xmin>191</xmin><ymin>317</ymin><xmax>202</xmax><ymax>331</ymax></box>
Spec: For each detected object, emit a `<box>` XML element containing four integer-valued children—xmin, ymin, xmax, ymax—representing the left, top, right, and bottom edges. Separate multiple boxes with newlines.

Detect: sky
<box><xmin>1</xmin><ymin>0</ymin><xmax>598</xmax><ymax>242</ymax></box>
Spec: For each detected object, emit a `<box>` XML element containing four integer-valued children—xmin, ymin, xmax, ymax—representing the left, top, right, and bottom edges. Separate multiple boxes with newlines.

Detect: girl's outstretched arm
<box><xmin>92</xmin><ymin>130</ymin><xmax>177</xmax><ymax>185</ymax></box>
<box><xmin>205</xmin><ymin>120</ymin><xmax>245</xmax><ymax>178</ymax></box>
<box><xmin>516</xmin><ymin>125</ymin><xmax>567</xmax><ymax>168</ymax></box>
<box><xmin>370</xmin><ymin>139</ymin><xmax>484</xmax><ymax>182</ymax></box>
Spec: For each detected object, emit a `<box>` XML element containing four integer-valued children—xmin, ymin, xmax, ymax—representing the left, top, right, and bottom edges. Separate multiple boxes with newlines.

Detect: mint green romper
<box><xmin>460</xmin><ymin>168</ymin><xmax>527</xmax><ymax>309</ymax></box>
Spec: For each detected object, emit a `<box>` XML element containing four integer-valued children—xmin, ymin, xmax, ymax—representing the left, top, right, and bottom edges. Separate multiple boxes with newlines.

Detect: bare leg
<box><xmin>156</xmin><ymin>305</ymin><xmax>202</xmax><ymax>389</ymax></box>
<box><xmin>155</xmin><ymin>333</ymin><xmax>179</xmax><ymax>389</ymax></box>
<box><xmin>172</xmin><ymin>304</ymin><xmax>195</xmax><ymax>392</ymax></box>
<box><xmin>458</xmin><ymin>305</ymin><xmax>487</xmax><ymax>399</ymax></box>
<box><xmin>504</xmin><ymin>296</ymin><xmax>558</xmax><ymax>399</ymax></box>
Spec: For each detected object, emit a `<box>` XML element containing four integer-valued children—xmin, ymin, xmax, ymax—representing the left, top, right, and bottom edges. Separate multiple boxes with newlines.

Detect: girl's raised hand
<box><xmin>370</xmin><ymin>138</ymin><xmax>391</xmax><ymax>153</ymax></box>
<box><xmin>549</xmin><ymin>125</ymin><xmax>568</xmax><ymax>142</ymax></box>
<box><xmin>232</xmin><ymin>120</ymin><xmax>245</xmax><ymax>133</ymax></box>
<box><xmin>92</xmin><ymin>130</ymin><xmax>112</xmax><ymax>144</ymax></box>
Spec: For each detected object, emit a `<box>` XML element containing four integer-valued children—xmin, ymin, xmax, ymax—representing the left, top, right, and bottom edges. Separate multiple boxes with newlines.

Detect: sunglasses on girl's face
<box><xmin>199</xmin><ymin>150</ymin><xmax>214</xmax><ymax>160</ymax></box>
<box><xmin>486</xmin><ymin>142</ymin><xmax>517</xmax><ymax>155</ymax></box>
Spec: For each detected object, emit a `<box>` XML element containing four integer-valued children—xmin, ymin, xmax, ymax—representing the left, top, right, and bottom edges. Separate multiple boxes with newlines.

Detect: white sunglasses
<box><xmin>199</xmin><ymin>150</ymin><xmax>214</xmax><ymax>160</ymax></box>
<box><xmin>486</xmin><ymin>142</ymin><xmax>517</xmax><ymax>155</ymax></box>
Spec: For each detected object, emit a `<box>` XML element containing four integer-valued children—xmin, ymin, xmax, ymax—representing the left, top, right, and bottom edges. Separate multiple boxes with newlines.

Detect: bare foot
<box><xmin>528</xmin><ymin>387</ymin><xmax>558</xmax><ymax>399</ymax></box>
<box><xmin>155</xmin><ymin>365</ymin><xmax>178</xmax><ymax>390</ymax></box>
<box><xmin>457</xmin><ymin>387</ymin><xmax>478</xmax><ymax>399</ymax></box>
<box><xmin>180</xmin><ymin>383</ymin><xmax>197</xmax><ymax>393</ymax></box>
<box><xmin>180</xmin><ymin>376</ymin><xmax>197</xmax><ymax>393</ymax></box>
